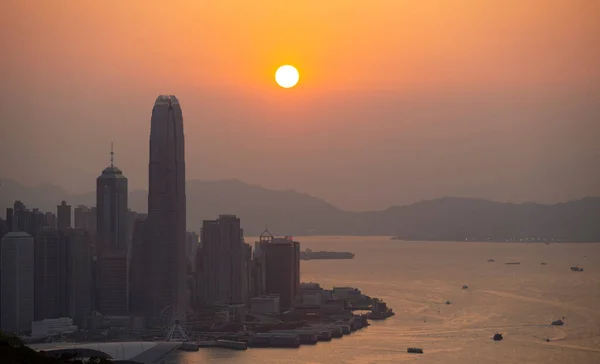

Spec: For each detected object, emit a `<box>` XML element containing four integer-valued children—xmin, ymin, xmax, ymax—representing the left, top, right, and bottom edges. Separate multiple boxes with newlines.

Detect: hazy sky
<box><xmin>1</xmin><ymin>0</ymin><xmax>599</xmax><ymax>211</ymax></box>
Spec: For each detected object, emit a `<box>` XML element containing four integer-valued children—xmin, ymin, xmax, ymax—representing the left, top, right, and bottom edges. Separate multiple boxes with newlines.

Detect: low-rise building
<box><xmin>250</xmin><ymin>295</ymin><xmax>280</xmax><ymax>315</ymax></box>
<box><xmin>31</xmin><ymin>317</ymin><xmax>78</xmax><ymax>338</ymax></box>
<box><xmin>332</xmin><ymin>286</ymin><xmax>362</xmax><ymax>300</ymax></box>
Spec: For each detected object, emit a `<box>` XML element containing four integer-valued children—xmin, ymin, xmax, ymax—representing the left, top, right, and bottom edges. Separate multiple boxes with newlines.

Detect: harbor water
<box><xmin>168</xmin><ymin>236</ymin><xmax>600</xmax><ymax>364</ymax></box>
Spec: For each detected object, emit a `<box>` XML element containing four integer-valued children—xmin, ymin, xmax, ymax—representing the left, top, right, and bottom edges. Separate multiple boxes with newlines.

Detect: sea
<box><xmin>168</xmin><ymin>236</ymin><xmax>600</xmax><ymax>364</ymax></box>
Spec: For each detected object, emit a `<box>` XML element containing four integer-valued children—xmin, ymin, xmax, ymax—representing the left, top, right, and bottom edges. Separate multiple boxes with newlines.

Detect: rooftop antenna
<box><xmin>110</xmin><ymin>142</ymin><xmax>114</xmax><ymax>167</ymax></box>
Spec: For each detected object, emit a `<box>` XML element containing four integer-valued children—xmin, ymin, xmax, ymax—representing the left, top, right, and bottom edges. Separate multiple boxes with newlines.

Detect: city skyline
<box><xmin>0</xmin><ymin>2</ymin><xmax>597</xmax><ymax>361</ymax></box>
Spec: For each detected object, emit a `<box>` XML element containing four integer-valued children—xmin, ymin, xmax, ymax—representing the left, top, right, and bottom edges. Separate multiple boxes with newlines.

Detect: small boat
<box><xmin>551</xmin><ymin>319</ymin><xmax>564</xmax><ymax>326</ymax></box>
<box><xmin>540</xmin><ymin>262</ymin><xmax>547</xmax><ymax>265</ymax></box>
<box><xmin>493</xmin><ymin>333</ymin><xmax>503</xmax><ymax>341</ymax></box>
<box><xmin>407</xmin><ymin>347</ymin><xmax>423</xmax><ymax>354</ymax></box>
<box><xmin>487</xmin><ymin>259</ymin><xmax>495</xmax><ymax>262</ymax></box>
<box><xmin>570</xmin><ymin>266</ymin><xmax>583</xmax><ymax>272</ymax></box>
<box><xmin>217</xmin><ymin>340</ymin><xmax>248</xmax><ymax>350</ymax></box>
<box><xmin>505</xmin><ymin>262</ymin><xmax>520</xmax><ymax>265</ymax></box>
<box><xmin>462</xmin><ymin>285</ymin><xmax>469</xmax><ymax>289</ymax></box>
<box><xmin>445</xmin><ymin>300</ymin><xmax>451</xmax><ymax>305</ymax></box>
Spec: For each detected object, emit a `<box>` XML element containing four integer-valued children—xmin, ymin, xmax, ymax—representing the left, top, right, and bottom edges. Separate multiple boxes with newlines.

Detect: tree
<box><xmin>0</xmin><ymin>331</ymin><xmax>111</xmax><ymax>364</ymax></box>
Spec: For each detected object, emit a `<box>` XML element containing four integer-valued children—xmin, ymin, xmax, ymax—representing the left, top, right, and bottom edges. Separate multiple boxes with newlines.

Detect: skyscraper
<box><xmin>57</xmin><ymin>201</ymin><xmax>71</xmax><ymax>231</ymax></box>
<box><xmin>255</xmin><ymin>233</ymin><xmax>300</xmax><ymax>310</ymax></box>
<box><xmin>1</xmin><ymin>232</ymin><xmax>34</xmax><ymax>333</ymax></box>
<box><xmin>196</xmin><ymin>215</ymin><xmax>250</xmax><ymax>306</ymax></box>
<box><xmin>96</xmin><ymin>145</ymin><xmax>128</xmax><ymax>254</ymax></box>
<box><xmin>33</xmin><ymin>229</ymin><xmax>93</xmax><ymax>325</ymax></box>
<box><xmin>34</xmin><ymin>229</ymin><xmax>69</xmax><ymax>320</ymax></box>
<box><xmin>96</xmin><ymin>145</ymin><xmax>129</xmax><ymax>315</ymax></box>
<box><xmin>145</xmin><ymin>95</ymin><xmax>187</xmax><ymax>318</ymax></box>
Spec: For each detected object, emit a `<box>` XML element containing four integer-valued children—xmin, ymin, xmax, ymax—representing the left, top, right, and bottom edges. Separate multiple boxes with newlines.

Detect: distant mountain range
<box><xmin>1</xmin><ymin>178</ymin><xmax>599</xmax><ymax>241</ymax></box>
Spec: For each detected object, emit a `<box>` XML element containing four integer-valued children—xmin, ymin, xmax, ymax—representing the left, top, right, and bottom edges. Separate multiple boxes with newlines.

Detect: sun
<box><xmin>275</xmin><ymin>65</ymin><xmax>299</xmax><ymax>88</ymax></box>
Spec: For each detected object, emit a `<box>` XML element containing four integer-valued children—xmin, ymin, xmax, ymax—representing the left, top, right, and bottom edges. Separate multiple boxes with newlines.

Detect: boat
<box><xmin>551</xmin><ymin>319</ymin><xmax>564</xmax><ymax>326</ymax></box>
<box><xmin>216</xmin><ymin>340</ymin><xmax>248</xmax><ymax>350</ymax></box>
<box><xmin>541</xmin><ymin>262</ymin><xmax>547</xmax><ymax>265</ymax></box>
<box><xmin>368</xmin><ymin>310</ymin><xmax>395</xmax><ymax>320</ymax></box>
<box><xmin>570</xmin><ymin>266</ymin><xmax>583</xmax><ymax>272</ymax></box>
<box><xmin>505</xmin><ymin>262</ymin><xmax>520</xmax><ymax>265</ymax></box>
<box><xmin>487</xmin><ymin>259</ymin><xmax>495</xmax><ymax>262</ymax></box>
<box><xmin>493</xmin><ymin>333</ymin><xmax>503</xmax><ymax>341</ymax></box>
<box><xmin>407</xmin><ymin>347</ymin><xmax>423</xmax><ymax>354</ymax></box>
<box><xmin>462</xmin><ymin>285</ymin><xmax>469</xmax><ymax>289</ymax></box>
<box><xmin>300</xmin><ymin>248</ymin><xmax>354</xmax><ymax>260</ymax></box>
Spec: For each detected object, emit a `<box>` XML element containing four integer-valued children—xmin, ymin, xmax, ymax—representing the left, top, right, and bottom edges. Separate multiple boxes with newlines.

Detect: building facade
<box><xmin>1</xmin><ymin>232</ymin><xmax>34</xmax><ymax>333</ymax></box>
<box><xmin>34</xmin><ymin>229</ymin><xmax>70</xmax><ymax>320</ymax></box>
<box><xmin>144</xmin><ymin>95</ymin><xmax>187</xmax><ymax>318</ymax></box>
<box><xmin>57</xmin><ymin>201</ymin><xmax>72</xmax><ymax>231</ymax></box>
<box><xmin>255</xmin><ymin>231</ymin><xmax>300</xmax><ymax>310</ymax></box>
<box><xmin>95</xmin><ymin>149</ymin><xmax>129</xmax><ymax>316</ymax></box>
<box><xmin>74</xmin><ymin>205</ymin><xmax>97</xmax><ymax>233</ymax></box>
<box><xmin>196</xmin><ymin>215</ymin><xmax>250</xmax><ymax>306</ymax></box>
<box><xmin>129</xmin><ymin>214</ymin><xmax>147</xmax><ymax>315</ymax></box>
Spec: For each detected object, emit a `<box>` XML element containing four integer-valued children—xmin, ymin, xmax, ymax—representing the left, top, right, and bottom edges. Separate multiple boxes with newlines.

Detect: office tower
<box><xmin>6</xmin><ymin>208</ymin><xmax>14</xmax><ymax>232</ymax></box>
<box><xmin>255</xmin><ymin>230</ymin><xmax>300</xmax><ymax>310</ymax></box>
<box><xmin>74</xmin><ymin>205</ymin><xmax>97</xmax><ymax>232</ymax></box>
<box><xmin>1</xmin><ymin>232</ymin><xmax>34</xmax><ymax>333</ymax></box>
<box><xmin>129</xmin><ymin>214</ymin><xmax>147</xmax><ymax>314</ymax></box>
<box><xmin>34</xmin><ymin>230</ymin><xmax>70</xmax><ymax>320</ymax></box>
<box><xmin>33</xmin><ymin>229</ymin><xmax>93</xmax><ymax>324</ymax></box>
<box><xmin>145</xmin><ymin>95</ymin><xmax>187</xmax><ymax>317</ymax></box>
<box><xmin>57</xmin><ymin>201</ymin><xmax>71</xmax><ymax>231</ymax></box>
<box><xmin>96</xmin><ymin>145</ymin><xmax>129</xmax><ymax>315</ymax></box>
<box><xmin>68</xmin><ymin>229</ymin><xmax>93</xmax><ymax>327</ymax></box>
<box><xmin>197</xmin><ymin>215</ymin><xmax>249</xmax><ymax>306</ymax></box>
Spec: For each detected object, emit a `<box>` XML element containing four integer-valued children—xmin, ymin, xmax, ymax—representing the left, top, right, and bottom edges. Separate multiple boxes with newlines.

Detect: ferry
<box><xmin>300</xmin><ymin>248</ymin><xmax>355</xmax><ymax>260</ymax></box>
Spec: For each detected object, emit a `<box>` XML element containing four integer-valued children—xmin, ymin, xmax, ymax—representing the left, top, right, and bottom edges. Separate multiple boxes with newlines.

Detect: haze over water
<box><xmin>170</xmin><ymin>237</ymin><xmax>600</xmax><ymax>364</ymax></box>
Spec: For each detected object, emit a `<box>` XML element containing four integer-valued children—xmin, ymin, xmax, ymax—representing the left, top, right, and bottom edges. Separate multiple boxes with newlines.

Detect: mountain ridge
<box><xmin>1</xmin><ymin>177</ymin><xmax>598</xmax><ymax>240</ymax></box>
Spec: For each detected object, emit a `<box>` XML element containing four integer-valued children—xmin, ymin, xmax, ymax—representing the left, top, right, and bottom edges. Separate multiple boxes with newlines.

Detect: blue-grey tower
<box><xmin>145</xmin><ymin>95</ymin><xmax>187</xmax><ymax>320</ymax></box>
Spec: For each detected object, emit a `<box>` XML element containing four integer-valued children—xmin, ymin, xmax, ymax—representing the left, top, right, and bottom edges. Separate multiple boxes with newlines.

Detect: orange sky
<box><xmin>1</xmin><ymin>0</ymin><xmax>599</xmax><ymax>210</ymax></box>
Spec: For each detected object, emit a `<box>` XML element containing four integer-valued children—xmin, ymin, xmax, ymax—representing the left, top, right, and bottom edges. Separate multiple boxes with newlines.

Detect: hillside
<box><xmin>1</xmin><ymin>178</ymin><xmax>598</xmax><ymax>240</ymax></box>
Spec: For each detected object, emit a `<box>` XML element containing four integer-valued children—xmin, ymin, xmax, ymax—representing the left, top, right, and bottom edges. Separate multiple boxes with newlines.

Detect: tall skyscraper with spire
<box><xmin>144</xmin><ymin>95</ymin><xmax>187</xmax><ymax>319</ymax></box>
<box><xmin>95</xmin><ymin>144</ymin><xmax>129</xmax><ymax>315</ymax></box>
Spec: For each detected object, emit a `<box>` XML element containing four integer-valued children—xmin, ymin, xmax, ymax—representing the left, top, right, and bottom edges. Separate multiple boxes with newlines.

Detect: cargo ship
<box><xmin>300</xmin><ymin>249</ymin><xmax>355</xmax><ymax>260</ymax></box>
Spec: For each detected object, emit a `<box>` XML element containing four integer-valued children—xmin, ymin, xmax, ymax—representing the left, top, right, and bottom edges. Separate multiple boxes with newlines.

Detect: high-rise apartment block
<box><xmin>57</xmin><ymin>201</ymin><xmax>71</xmax><ymax>231</ymax></box>
<box><xmin>74</xmin><ymin>205</ymin><xmax>97</xmax><ymax>233</ymax></box>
